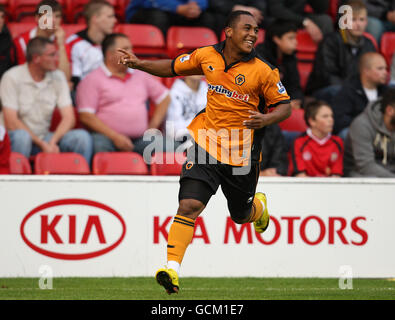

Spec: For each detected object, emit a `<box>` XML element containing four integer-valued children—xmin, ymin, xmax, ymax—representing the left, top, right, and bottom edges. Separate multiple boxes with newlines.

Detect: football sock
<box><xmin>167</xmin><ymin>215</ymin><xmax>195</xmax><ymax>265</ymax></box>
<box><xmin>248</xmin><ymin>196</ymin><xmax>265</xmax><ymax>223</ymax></box>
<box><xmin>167</xmin><ymin>261</ymin><xmax>181</xmax><ymax>275</ymax></box>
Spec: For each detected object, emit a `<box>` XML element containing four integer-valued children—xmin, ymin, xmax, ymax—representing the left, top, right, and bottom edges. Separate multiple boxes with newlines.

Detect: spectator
<box><xmin>126</xmin><ymin>0</ymin><xmax>216</xmax><ymax>37</ymax></box>
<box><xmin>207</xmin><ymin>1</ymin><xmax>266</xmax><ymax>37</ymax></box>
<box><xmin>306</xmin><ymin>0</ymin><xmax>376</xmax><ymax>105</ymax></box>
<box><xmin>76</xmin><ymin>33</ymin><xmax>172</xmax><ymax>159</ymax></box>
<box><xmin>333</xmin><ymin>52</ymin><xmax>388</xmax><ymax>140</ymax></box>
<box><xmin>0</xmin><ymin>5</ymin><xmax>15</xmax><ymax>80</ymax></box>
<box><xmin>0</xmin><ymin>37</ymin><xmax>93</xmax><ymax>164</ymax></box>
<box><xmin>360</xmin><ymin>0</ymin><xmax>395</xmax><ymax>44</ymax></box>
<box><xmin>66</xmin><ymin>0</ymin><xmax>116</xmax><ymax>88</ymax></box>
<box><xmin>166</xmin><ymin>75</ymin><xmax>207</xmax><ymax>151</ymax></box>
<box><xmin>259</xmin><ymin>124</ymin><xmax>288</xmax><ymax>176</ymax></box>
<box><xmin>391</xmin><ymin>53</ymin><xmax>395</xmax><ymax>87</ymax></box>
<box><xmin>344</xmin><ymin>88</ymin><xmax>395</xmax><ymax>177</ymax></box>
<box><xmin>256</xmin><ymin>20</ymin><xmax>303</xmax><ymax>109</ymax></box>
<box><xmin>266</xmin><ymin>0</ymin><xmax>334</xmax><ymax>43</ymax></box>
<box><xmin>288</xmin><ymin>100</ymin><xmax>344</xmax><ymax>177</ymax></box>
<box><xmin>0</xmin><ymin>125</ymin><xmax>10</xmax><ymax>174</ymax></box>
<box><xmin>13</xmin><ymin>0</ymin><xmax>70</xmax><ymax>81</ymax></box>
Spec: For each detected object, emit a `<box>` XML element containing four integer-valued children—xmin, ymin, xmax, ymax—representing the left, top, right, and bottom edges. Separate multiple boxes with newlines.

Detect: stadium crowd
<box><xmin>0</xmin><ymin>0</ymin><xmax>395</xmax><ymax>177</ymax></box>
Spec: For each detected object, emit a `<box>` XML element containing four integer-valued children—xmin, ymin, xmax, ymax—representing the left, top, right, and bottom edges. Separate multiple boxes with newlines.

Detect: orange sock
<box><xmin>248</xmin><ymin>197</ymin><xmax>264</xmax><ymax>222</ymax></box>
<box><xmin>167</xmin><ymin>215</ymin><xmax>195</xmax><ymax>264</ymax></box>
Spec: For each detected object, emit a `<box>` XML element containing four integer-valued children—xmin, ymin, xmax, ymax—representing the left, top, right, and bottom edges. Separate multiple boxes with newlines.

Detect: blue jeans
<box><xmin>9</xmin><ymin>129</ymin><xmax>93</xmax><ymax>164</ymax></box>
<box><xmin>92</xmin><ymin>132</ymin><xmax>176</xmax><ymax>164</ymax></box>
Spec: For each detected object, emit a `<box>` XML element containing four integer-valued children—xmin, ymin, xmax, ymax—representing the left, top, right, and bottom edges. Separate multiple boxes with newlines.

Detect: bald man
<box><xmin>332</xmin><ymin>52</ymin><xmax>389</xmax><ymax>140</ymax></box>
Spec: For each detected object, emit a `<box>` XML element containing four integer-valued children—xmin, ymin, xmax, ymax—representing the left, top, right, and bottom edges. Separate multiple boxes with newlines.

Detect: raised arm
<box><xmin>118</xmin><ymin>49</ymin><xmax>175</xmax><ymax>77</ymax></box>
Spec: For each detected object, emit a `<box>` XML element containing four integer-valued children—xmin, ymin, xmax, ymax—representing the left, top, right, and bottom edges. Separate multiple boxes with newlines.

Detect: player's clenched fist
<box><xmin>117</xmin><ymin>48</ymin><xmax>139</xmax><ymax>69</ymax></box>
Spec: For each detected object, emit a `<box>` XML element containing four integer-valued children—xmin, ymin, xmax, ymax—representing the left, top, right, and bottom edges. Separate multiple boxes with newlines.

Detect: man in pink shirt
<box><xmin>76</xmin><ymin>33</ymin><xmax>171</xmax><ymax>157</ymax></box>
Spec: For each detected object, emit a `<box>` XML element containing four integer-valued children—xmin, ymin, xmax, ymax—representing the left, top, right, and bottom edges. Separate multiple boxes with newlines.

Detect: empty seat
<box><xmin>380</xmin><ymin>32</ymin><xmax>395</xmax><ymax>66</ymax></box>
<box><xmin>150</xmin><ymin>152</ymin><xmax>186</xmax><ymax>176</ymax></box>
<box><xmin>93</xmin><ymin>152</ymin><xmax>149</xmax><ymax>175</ymax></box>
<box><xmin>278</xmin><ymin>108</ymin><xmax>308</xmax><ymax>132</ymax></box>
<box><xmin>34</xmin><ymin>152</ymin><xmax>90</xmax><ymax>174</ymax></box>
<box><xmin>297</xmin><ymin>61</ymin><xmax>313</xmax><ymax>91</ymax></box>
<box><xmin>166</xmin><ymin>26</ymin><xmax>218</xmax><ymax>58</ymax></box>
<box><xmin>115</xmin><ymin>24</ymin><xmax>167</xmax><ymax>58</ymax></box>
<box><xmin>9</xmin><ymin>152</ymin><xmax>32</xmax><ymax>174</ymax></box>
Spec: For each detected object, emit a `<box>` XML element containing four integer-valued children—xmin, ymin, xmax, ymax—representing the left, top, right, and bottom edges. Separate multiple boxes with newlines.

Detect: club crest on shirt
<box><xmin>331</xmin><ymin>152</ymin><xmax>339</xmax><ymax>162</ymax></box>
<box><xmin>302</xmin><ymin>151</ymin><xmax>312</xmax><ymax>161</ymax></box>
<box><xmin>277</xmin><ymin>81</ymin><xmax>286</xmax><ymax>94</ymax></box>
<box><xmin>180</xmin><ymin>55</ymin><xmax>190</xmax><ymax>63</ymax></box>
<box><xmin>235</xmin><ymin>74</ymin><xmax>245</xmax><ymax>86</ymax></box>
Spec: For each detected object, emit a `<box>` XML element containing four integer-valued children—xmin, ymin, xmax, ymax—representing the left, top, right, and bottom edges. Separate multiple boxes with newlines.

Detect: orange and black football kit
<box><xmin>173</xmin><ymin>41</ymin><xmax>290</xmax><ymax>219</ymax></box>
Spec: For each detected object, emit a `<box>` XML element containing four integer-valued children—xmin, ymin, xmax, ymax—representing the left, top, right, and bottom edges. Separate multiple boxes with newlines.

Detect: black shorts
<box><xmin>178</xmin><ymin>143</ymin><xmax>260</xmax><ymax>222</ymax></box>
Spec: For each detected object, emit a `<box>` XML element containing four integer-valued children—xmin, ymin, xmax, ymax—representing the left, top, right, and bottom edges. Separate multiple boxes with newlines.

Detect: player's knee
<box><xmin>177</xmin><ymin>199</ymin><xmax>205</xmax><ymax>220</ymax></box>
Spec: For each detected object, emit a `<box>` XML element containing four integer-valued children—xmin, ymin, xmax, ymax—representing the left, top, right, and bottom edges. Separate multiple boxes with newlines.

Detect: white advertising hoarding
<box><xmin>0</xmin><ymin>176</ymin><xmax>394</xmax><ymax>278</ymax></box>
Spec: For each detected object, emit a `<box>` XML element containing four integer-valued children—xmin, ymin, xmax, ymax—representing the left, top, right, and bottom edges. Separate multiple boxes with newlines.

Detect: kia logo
<box><xmin>20</xmin><ymin>199</ymin><xmax>126</xmax><ymax>260</ymax></box>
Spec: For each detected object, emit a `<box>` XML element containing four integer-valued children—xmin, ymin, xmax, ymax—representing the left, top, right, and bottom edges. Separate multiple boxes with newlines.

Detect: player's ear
<box><xmin>224</xmin><ymin>26</ymin><xmax>232</xmax><ymax>39</ymax></box>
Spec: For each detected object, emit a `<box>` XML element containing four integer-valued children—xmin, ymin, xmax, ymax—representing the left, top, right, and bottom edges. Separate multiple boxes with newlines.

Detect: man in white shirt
<box><xmin>332</xmin><ymin>52</ymin><xmax>388</xmax><ymax>140</ymax></box>
<box><xmin>0</xmin><ymin>37</ymin><xmax>93</xmax><ymax>164</ymax></box>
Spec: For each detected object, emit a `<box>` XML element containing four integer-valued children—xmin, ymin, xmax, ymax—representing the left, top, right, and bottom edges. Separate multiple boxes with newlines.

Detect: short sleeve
<box><xmin>144</xmin><ymin>74</ymin><xmax>169</xmax><ymax>105</ymax></box>
<box><xmin>172</xmin><ymin>49</ymin><xmax>204</xmax><ymax>76</ymax></box>
<box><xmin>261</xmin><ymin>68</ymin><xmax>290</xmax><ymax>108</ymax></box>
<box><xmin>0</xmin><ymin>70</ymin><xmax>19</xmax><ymax>110</ymax></box>
<box><xmin>76</xmin><ymin>72</ymin><xmax>100</xmax><ymax>114</ymax></box>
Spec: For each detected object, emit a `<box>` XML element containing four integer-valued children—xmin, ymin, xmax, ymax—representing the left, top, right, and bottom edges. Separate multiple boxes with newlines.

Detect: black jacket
<box><xmin>306</xmin><ymin>30</ymin><xmax>377</xmax><ymax>94</ymax></box>
<box><xmin>340</xmin><ymin>0</ymin><xmax>395</xmax><ymax>20</ymax></box>
<box><xmin>267</xmin><ymin>0</ymin><xmax>329</xmax><ymax>26</ymax></box>
<box><xmin>0</xmin><ymin>25</ymin><xmax>15</xmax><ymax>80</ymax></box>
<box><xmin>332</xmin><ymin>75</ymin><xmax>387</xmax><ymax>134</ymax></box>
<box><xmin>256</xmin><ymin>40</ymin><xmax>304</xmax><ymax>101</ymax></box>
<box><xmin>260</xmin><ymin>124</ymin><xmax>288</xmax><ymax>175</ymax></box>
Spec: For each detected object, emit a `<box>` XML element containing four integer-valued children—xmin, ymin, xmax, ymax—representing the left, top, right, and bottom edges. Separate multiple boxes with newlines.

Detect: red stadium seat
<box><xmin>7</xmin><ymin>22</ymin><xmax>35</xmax><ymax>38</ymax></box>
<box><xmin>93</xmin><ymin>152</ymin><xmax>149</xmax><ymax>175</ymax></box>
<box><xmin>297</xmin><ymin>61</ymin><xmax>313</xmax><ymax>91</ymax></box>
<box><xmin>34</xmin><ymin>152</ymin><xmax>90</xmax><ymax>174</ymax></box>
<box><xmin>9</xmin><ymin>152</ymin><xmax>32</xmax><ymax>174</ymax></box>
<box><xmin>329</xmin><ymin>0</ymin><xmax>339</xmax><ymax>22</ymax></box>
<box><xmin>150</xmin><ymin>152</ymin><xmax>186</xmax><ymax>176</ymax></box>
<box><xmin>220</xmin><ymin>29</ymin><xmax>265</xmax><ymax>46</ymax></box>
<box><xmin>49</xmin><ymin>107</ymin><xmax>81</xmax><ymax>132</ymax></box>
<box><xmin>115</xmin><ymin>24</ymin><xmax>167</xmax><ymax>58</ymax></box>
<box><xmin>278</xmin><ymin>108</ymin><xmax>308</xmax><ymax>132</ymax></box>
<box><xmin>296</xmin><ymin>30</ymin><xmax>317</xmax><ymax>61</ymax></box>
<box><xmin>380</xmin><ymin>32</ymin><xmax>395</xmax><ymax>66</ymax></box>
<box><xmin>166</xmin><ymin>26</ymin><xmax>218</xmax><ymax>58</ymax></box>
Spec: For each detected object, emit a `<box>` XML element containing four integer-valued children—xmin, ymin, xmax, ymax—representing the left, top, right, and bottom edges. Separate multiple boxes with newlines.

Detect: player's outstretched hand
<box><xmin>117</xmin><ymin>48</ymin><xmax>139</xmax><ymax>69</ymax></box>
<box><xmin>243</xmin><ymin>110</ymin><xmax>271</xmax><ymax>129</ymax></box>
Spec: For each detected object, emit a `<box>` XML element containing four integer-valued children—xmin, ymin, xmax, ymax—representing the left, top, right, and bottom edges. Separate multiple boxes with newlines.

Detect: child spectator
<box><xmin>256</xmin><ymin>20</ymin><xmax>303</xmax><ymax>109</ymax></box>
<box><xmin>166</xmin><ymin>75</ymin><xmax>208</xmax><ymax>151</ymax></box>
<box><xmin>0</xmin><ymin>125</ymin><xmax>10</xmax><ymax>174</ymax></box>
<box><xmin>289</xmin><ymin>100</ymin><xmax>344</xmax><ymax>177</ymax></box>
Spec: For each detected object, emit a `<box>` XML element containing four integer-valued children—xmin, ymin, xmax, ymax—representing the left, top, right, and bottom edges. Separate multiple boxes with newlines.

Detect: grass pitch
<box><xmin>0</xmin><ymin>277</ymin><xmax>394</xmax><ymax>300</ymax></box>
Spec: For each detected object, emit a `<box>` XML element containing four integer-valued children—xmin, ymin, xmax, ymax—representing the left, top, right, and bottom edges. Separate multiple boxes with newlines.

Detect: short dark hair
<box><xmin>102</xmin><ymin>33</ymin><xmax>129</xmax><ymax>57</ymax></box>
<box><xmin>26</xmin><ymin>37</ymin><xmax>54</xmax><ymax>62</ymax></box>
<box><xmin>84</xmin><ymin>0</ymin><xmax>113</xmax><ymax>24</ymax></box>
<box><xmin>265</xmin><ymin>20</ymin><xmax>298</xmax><ymax>42</ymax></box>
<box><xmin>35</xmin><ymin>0</ymin><xmax>62</xmax><ymax>15</ymax></box>
<box><xmin>380</xmin><ymin>88</ymin><xmax>395</xmax><ymax>113</ymax></box>
<box><xmin>304</xmin><ymin>100</ymin><xmax>332</xmax><ymax>126</ymax></box>
<box><xmin>225</xmin><ymin>10</ymin><xmax>254</xmax><ymax>28</ymax></box>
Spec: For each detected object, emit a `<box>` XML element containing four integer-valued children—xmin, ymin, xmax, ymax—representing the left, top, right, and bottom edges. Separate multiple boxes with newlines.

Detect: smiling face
<box><xmin>225</xmin><ymin>14</ymin><xmax>258</xmax><ymax>55</ymax></box>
